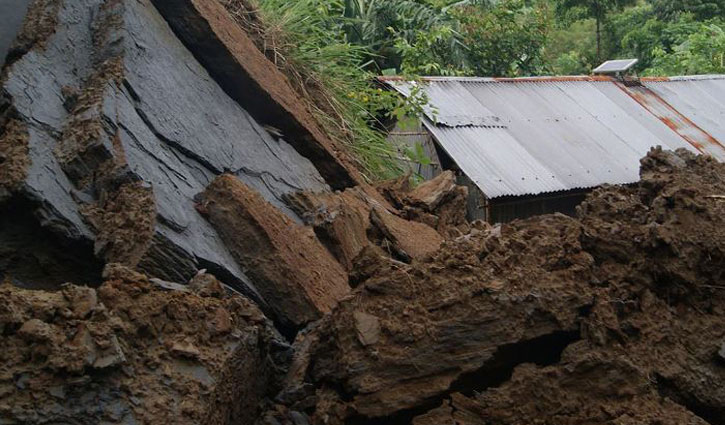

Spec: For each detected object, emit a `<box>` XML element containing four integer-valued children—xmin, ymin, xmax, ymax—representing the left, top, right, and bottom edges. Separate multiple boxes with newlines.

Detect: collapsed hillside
<box><xmin>1</xmin><ymin>1</ymin><xmax>724</xmax><ymax>425</ymax></box>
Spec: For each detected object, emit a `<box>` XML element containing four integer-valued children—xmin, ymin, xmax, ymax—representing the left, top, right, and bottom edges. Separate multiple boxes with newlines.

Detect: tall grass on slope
<box><xmin>224</xmin><ymin>0</ymin><xmax>407</xmax><ymax>181</ymax></box>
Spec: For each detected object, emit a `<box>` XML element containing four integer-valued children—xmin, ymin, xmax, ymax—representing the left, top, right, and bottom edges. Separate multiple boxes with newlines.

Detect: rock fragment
<box><xmin>353</xmin><ymin>311</ymin><xmax>381</xmax><ymax>347</ymax></box>
<box><xmin>62</xmin><ymin>284</ymin><xmax>98</xmax><ymax>319</ymax></box>
<box><xmin>188</xmin><ymin>271</ymin><xmax>226</xmax><ymax>298</ymax></box>
<box><xmin>285</xmin><ymin>188</ymin><xmax>373</xmax><ymax>271</ymax></box>
<box><xmin>198</xmin><ymin>174</ymin><xmax>350</xmax><ymax>328</ymax></box>
<box><xmin>170</xmin><ymin>339</ymin><xmax>201</xmax><ymax>360</ymax></box>
<box><xmin>370</xmin><ymin>206</ymin><xmax>443</xmax><ymax>261</ymax></box>
<box><xmin>92</xmin><ymin>335</ymin><xmax>126</xmax><ymax>369</ymax></box>
<box><xmin>17</xmin><ymin>319</ymin><xmax>53</xmax><ymax>342</ymax></box>
<box><xmin>406</xmin><ymin>170</ymin><xmax>459</xmax><ymax>210</ymax></box>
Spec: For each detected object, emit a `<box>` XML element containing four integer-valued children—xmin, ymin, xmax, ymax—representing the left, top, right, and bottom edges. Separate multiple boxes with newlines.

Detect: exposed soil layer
<box><xmin>149</xmin><ymin>0</ymin><xmax>360</xmax><ymax>190</ymax></box>
<box><xmin>197</xmin><ymin>174</ymin><xmax>350</xmax><ymax>331</ymax></box>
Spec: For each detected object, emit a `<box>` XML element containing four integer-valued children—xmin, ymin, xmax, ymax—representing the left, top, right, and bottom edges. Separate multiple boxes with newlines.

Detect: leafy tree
<box><xmin>546</xmin><ymin>18</ymin><xmax>598</xmax><ymax>74</ymax></box>
<box><xmin>555</xmin><ymin>0</ymin><xmax>637</xmax><ymax>61</ymax></box>
<box><xmin>454</xmin><ymin>0</ymin><xmax>551</xmax><ymax>76</ymax></box>
<box><xmin>613</xmin><ymin>8</ymin><xmax>701</xmax><ymax>70</ymax></box>
<box><xmin>395</xmin><ymin>25</ymin><xmax>470</xmax><ymax>75</ymax></box>
<box><xmin>343</xmin><ymin>0</ymin><xmax>462</xmax><ymax>70</ymax></box>
<box><xmin>650</xmin><ymin>0</ymin><xmax>725</xmax><ymax>21</ymax></box>
<box><xmin>645</xmin><ymin>20</ymin><xmax>725</xmax><ymax>75</ymax></box>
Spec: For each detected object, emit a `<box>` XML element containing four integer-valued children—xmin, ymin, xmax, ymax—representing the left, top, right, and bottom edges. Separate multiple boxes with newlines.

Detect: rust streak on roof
<box><xmin>614</xmin><ymin>81</ymin><xmax>725</xmax><ymax>156</ymax></box>
<box><xmin>639</xmin><ymin>77</ymin><xmax>671</xmax><ymax>82</ymax></box>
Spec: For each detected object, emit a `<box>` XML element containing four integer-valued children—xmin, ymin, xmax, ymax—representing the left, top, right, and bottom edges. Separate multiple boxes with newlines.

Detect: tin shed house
<box><xmin>382</xmin><ymin>75</ymin><xmax>725</xmax><ymax>223</ymax></box>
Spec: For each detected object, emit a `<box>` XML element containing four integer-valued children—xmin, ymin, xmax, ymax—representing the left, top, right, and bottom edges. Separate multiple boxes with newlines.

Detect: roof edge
<box><xmin>378</xmin><ymin>74</ymin><xmax>725</xmax><ymax>84</ymax></box>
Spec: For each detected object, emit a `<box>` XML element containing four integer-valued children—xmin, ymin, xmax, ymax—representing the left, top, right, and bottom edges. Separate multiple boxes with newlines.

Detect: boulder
<box><xmin>285</xmin><ymin>187</ymin><xmax>376</xmax><ymax>271</ymax></box>
<box><xmin>370</xmin><ymin>206</ymin><xmax>443</xmax><ymax>261</ymax></box>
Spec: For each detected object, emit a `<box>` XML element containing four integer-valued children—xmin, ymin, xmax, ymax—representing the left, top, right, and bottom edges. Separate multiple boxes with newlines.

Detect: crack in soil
<box><xmin>346</xmin><ymin>330</ymin><xmax>581</xmax><ymax>425</ymax></box>
<box><xmin>656</xmin><ymin>374</ymin><xmax>723</xmax><ymax>425</ymax></box>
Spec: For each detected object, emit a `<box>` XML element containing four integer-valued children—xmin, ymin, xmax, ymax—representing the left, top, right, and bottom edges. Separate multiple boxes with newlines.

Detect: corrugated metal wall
<box><xmin>489</xmin><ymin>191</ymin><xmax>589</xmax><ymax>224</ymax></box>
<box><xmin>387</xmin><ymin>119</ymin><xmax>442</xmax><ymax>180</ymax></box>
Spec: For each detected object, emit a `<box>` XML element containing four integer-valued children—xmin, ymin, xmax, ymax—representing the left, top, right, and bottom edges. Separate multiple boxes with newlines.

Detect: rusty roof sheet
<box><xmin>383</xmin><ymin>76</ymin><xmax>725</xmax><ymax>198</ymax></box>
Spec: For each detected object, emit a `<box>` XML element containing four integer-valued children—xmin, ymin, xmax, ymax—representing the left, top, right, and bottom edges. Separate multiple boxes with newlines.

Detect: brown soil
<box><xmin>285</xmin><ymin>187</ymin><xmax>377</xmax><ymax>272</ymax></box>
<box><xmin>81</xmin><ymin>182</ymin><xmax>157</xmax><ymax>268</ymax></box>
<box><xmin>369</xmin><ymin>206</ymin><xmax>443</xmax><ymax>261</ymax></box>
<box><xmin>260</xmin><ymin>148</ymin><xmax>725</xmax><ymax>425</ymax></box>
<box><xmin>197</xmin><ymin>174</ymin><xmax>350</xmax><ymax>329</ymax></box>
<box><xmin>0</xmin><ymin>115</ymin><xmax>29</xmax><ymax>201</ymax></box>
<box><xmin>0</xmin><ymin>264</ymin><xmax>288</xmax><ymax>425</ymax></box>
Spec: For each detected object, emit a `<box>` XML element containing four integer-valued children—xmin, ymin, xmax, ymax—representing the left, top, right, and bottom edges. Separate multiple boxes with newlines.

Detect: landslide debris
<box><xmin>261</xmin><ymin>148</ymin><xmax>725</xmax><ymax>425</ymax></box>
<box><xmin>0</xmin><ymin>265</ymin><xmax>289</xmax><ymax>425</ymax></box>
<box><xmin>0</xmin><ymin>0</ymin><xmax>339</xmax><ymax>303</ymax></box>
<box><xmin>379</xmin><ymin>170</ymin><xmax>471</xmax><ymax>238</ymax></box>
<box><xmin>2</xmin><ymin>0</ymin><xmax>725</xmax><ymax>424</ymax></box>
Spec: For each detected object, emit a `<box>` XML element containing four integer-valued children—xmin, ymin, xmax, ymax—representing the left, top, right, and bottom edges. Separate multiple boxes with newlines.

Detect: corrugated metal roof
<box><xmin>383</xmin><ymin>76</ymin><xmax>725</xmax><ymax>199</ymax></box>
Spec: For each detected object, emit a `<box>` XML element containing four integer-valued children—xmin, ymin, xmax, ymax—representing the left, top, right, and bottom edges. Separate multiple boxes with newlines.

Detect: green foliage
<box><xmin>554</xmin><ymin>0</ymin><xmax>638</xmax><ymax>21</ymax></box>
<box><xmin>395</xmin><ymin>25</ymin><xmax>470</xmax><ymax>75</ymax></box>
<box><xmin>255</xmin><ymin>0</ymin><xmax>424</xmax><ymax>180</ymax></box>
<box><xmin>651</xmin><ymin>0</ymin><xmax>725</xmax><ymax>21</ymax></box>
<box><xmin>546</xmin><ymin>18</ymin><xmax>597</xmax><ymax>74</ymax></box>
<box><xmin>402</xmin><ymin>142</ymin><xmax>432</xmax><ymax>184</ymax></box>
<box><xmin>613</xmin><ymin>8</ymin><xmax>701</xmax><ymax>70</ymax></box>
<box><xmin>554</xmin><ymin>0</ymin><xmax>637</xmax><ymax>60</ymax></box>
<box><xmin>645</xmin><ymin>20</ymin><xmax>725</xmax><ymax>75</ymax></box>
<box><xmin>549</xmin><ymin>0</ymin><xmax>725</xmax><ymax>77</ymax></box>
<box><xmin>343</xmin><ymin>0</ymin><xmax>461</xmax><ymax>70</ymax></box>
<box><xmin>454</xmin><ymin>0</ymin><xmax>551</xmax><ymax>76</ymax></box>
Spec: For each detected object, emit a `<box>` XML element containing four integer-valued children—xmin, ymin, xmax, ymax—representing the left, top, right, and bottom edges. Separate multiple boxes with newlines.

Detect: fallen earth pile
<box><xmin>1</xmin><ymin>1</ymin><xmax>724</xmax><ymax>424</ymax></box>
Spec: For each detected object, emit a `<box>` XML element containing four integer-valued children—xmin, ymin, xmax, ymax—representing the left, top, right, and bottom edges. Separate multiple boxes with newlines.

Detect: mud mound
<box><xmin>0</xmin><ymin>265</ymin><xmax>289</xmax><ymax>424</ymax></box>
<box><xmin>262</xmin><ymin>148</ymin><xmax>725</xmax><ymax>425</ymax></box>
